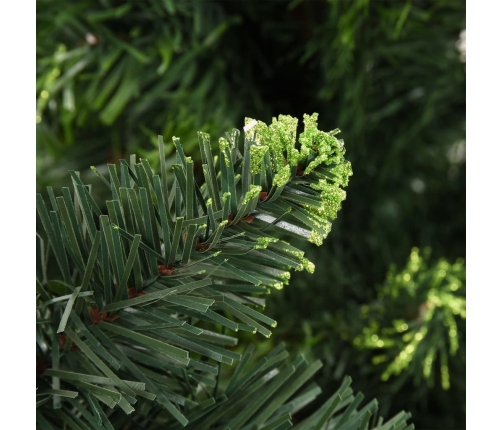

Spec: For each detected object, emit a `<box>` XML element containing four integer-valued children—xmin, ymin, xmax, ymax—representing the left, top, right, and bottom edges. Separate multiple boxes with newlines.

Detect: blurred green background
<box><xmin>36</xmin><ymin>0</ymin><xmax>466</xmax><ymax>428</ymax></box>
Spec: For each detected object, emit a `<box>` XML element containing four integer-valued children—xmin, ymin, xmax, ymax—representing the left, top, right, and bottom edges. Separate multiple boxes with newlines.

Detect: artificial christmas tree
<box><xmin>36</xmin><ymin>114</ymin><xmax>413</xmax><ymax>429</ymax></box>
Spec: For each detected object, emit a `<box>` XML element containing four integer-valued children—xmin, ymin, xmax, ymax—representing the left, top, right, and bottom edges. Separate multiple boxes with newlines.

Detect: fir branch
<box><xmin>36</xmin><ymin>115</ymin><xmax>412</xmax><ymax>429</ymax></box>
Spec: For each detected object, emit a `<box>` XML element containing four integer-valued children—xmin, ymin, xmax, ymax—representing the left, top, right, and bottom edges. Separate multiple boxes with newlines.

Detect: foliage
<box><xmin>36</xmin><ymin>0</ymin><xmax>289</xmax><ymax>189</ymax></box>
<box><xmin>36</xmin><ymin>0</ymin><xmax>466</xmax><ymax>428</ymax></box>
<box><xmin>353</xmin><ymin>248</ymin><xmax>466</xmax><ymax>390</ymax></box>
<box><xmin>37</xmin><ymin>116</ymin><xmax>412</xmax><ymax>428</ymax></box>
<box><xmin>265</xmin><ymin>2</ymin><xmax>466</xmax><ymax>428</ymax></box>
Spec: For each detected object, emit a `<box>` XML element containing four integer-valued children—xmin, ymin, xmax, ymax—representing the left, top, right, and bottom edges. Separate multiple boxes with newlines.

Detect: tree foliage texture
<box><xmin>36</xmin><ymin>0</ymin><xmax>466</xmax><ymax>428</ymax></box>
<box><xmin>37</xmin><ymin>115</ymin><xmax>413</xmax><ymax>429</ymax></box>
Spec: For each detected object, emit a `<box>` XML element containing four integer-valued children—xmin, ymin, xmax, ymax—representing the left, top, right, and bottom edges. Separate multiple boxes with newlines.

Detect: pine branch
<box><xmin>353</xmin><ymin>248</ymin><xmax>466</xmax><ymax>391</ymax></box>
<box><xmin>36</xmin><ymin>114</ymin><xmax>411</xmax><ymax>429</ymax></box>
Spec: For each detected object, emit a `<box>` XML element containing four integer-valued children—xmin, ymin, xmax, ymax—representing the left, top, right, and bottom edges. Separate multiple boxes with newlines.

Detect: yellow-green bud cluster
<box><xmin>307</xmin><ymin>230</ymin><xmax>325</xmax><ymax>246</ymax></box>
<box><xmin>311</xmin><ymin>179</ymin><xmax>347</xmax><ymax>220</ymax></box>
<box><xmin>326</xmin><ymin>160</ymin><xmax>353</xmax><ymax>187</ymax></box>
<box><xmin>197</xmin><ymin>131</ymin><xmax>210</xmax><ymax>141</ymax></box>
<box><xmin>243</xmin><ymin>185</ymin><xmax>261</xmax><ymax>204</ymax></box>
<box><xmin>219</xmin><ymin>137</ymin><xmax>231</xmax><ymax>167</ymax></box>
<box><xmin>270</xmin><ymin>115</ymin><xmax>302</xmax><ymax>165</ymax></box>
<box><xmin>254</xmin><ymin>236</ymin><xmax>279</xmax><ymax>250</ymax></box>
<box><xmin>302</xmin><ymin>258</ymin><xmax>315</xmax><ymax>274</ymax></box>
<box><xmin>249</xmin><ymin>145</ymin><xmax>269</xmax><ymax>175</ymax></box>
<box><xmin>246</xmin><ymin>115</ymin><xmax>304</xmax><ymax>171</ymax></box>
<box><xmin>299</xmin><ymin>114</ymin><xmax>346</xmax><ymax>175</ymax></box>
<box><xmin>272</xmin><ymin>165</ymin><xmax>291</xmax><ymax>188</ymax></box>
